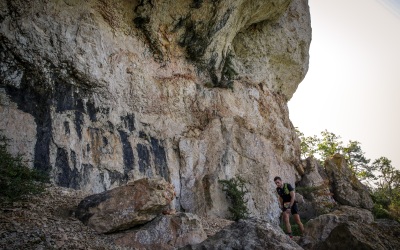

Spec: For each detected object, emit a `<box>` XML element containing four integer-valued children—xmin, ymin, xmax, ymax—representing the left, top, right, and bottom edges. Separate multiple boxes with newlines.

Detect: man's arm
<box><xmin>278</xmin><ymin>196</ymin><xmax>283</xmax><ymax>209</ymax></box>
<box><xmin>289</xmin><ymin>191</ymin><xmax>295</xmax><ymax>208</ymax></box>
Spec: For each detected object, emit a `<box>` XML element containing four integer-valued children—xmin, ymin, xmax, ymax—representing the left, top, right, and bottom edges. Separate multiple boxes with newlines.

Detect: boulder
<box><xmin>181</xmin><ymin>218</ymin><xmax>302</xmax><ymax>250</ymax></box>
<box><xmin>300</xmin><ymin>205</ymin><xmax>374</xmax><ymax>249</ymax></box>
<box><xmin>325</xmin><ymin>154</ymin><xmax>373</xmax><ymax>210</ymax></box>
<box><xmin>297</xmin><ymin>157</ymin><xmax>338</xmax><ymax>219</ymax></box>
<box><xmin>114</xmin><ymin>213</ymin><xmax>207</xmax><ymax>250</ymax></box>
<box><xmin>319</xmin><ymin>219</ymin><xmax>400</xmax><ymax>250</ymax></box>
<box><xmin>75</xmin><ymin>178</ymin><xmax>175</xmax><ymax>233</ymax></box>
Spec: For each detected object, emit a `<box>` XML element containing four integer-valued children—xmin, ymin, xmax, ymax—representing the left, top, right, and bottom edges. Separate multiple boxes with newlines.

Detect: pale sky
<box><xmin>288</xmin><ymin>0</ymin><xmax>400</xmax><ymax>169</ymax></box>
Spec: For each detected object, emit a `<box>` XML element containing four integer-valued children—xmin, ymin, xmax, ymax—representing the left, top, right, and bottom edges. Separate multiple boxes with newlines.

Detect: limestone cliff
<box><xmin>0</xmin><ymin>0</ymin><xmax>311</xmax><ymax>221</ymax></box>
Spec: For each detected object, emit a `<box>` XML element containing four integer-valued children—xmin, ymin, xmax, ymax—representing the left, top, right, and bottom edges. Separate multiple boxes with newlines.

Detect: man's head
<box><xmin>274</xmin><ymin>176</ymin><xmax>282</xmax><ymax>188</ymax></box>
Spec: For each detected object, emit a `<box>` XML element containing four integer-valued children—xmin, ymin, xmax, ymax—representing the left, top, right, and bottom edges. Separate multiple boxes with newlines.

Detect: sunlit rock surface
<box><xmin>75</xmin><ymin>178</ymin><xmax>175</xmax><ymax>233</ymax></box>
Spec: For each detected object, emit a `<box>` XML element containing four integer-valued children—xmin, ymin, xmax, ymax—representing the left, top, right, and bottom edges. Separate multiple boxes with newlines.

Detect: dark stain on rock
<box><xmin>120</xmin><ymin>114</ymin><xmax>135</xmax><ymax>132</ymax></box>
<box><xmin>100</xmin><ymin>107</ymin><xmax>110</xmax><ymax>115</ymax></box>
<box><xmin>177</xmin><ymin>18</ymin><xmax>208</xmax><ymax>62</ymax></box>
<box><xmin>76</xmin><ymin>99</ymin><xmax>84</xmax><ymax>113</ymax></box>
<box><xmin>2</xmin><ymin>97</ymin><xmax>51</xmax><ymax>173</ymax></box>
<box><xmin>150</xmin><ymin>137</ymin><xmax>169</xmax><ymax>180</ymax></box>
<box><xmin>102</xmin><ymin>136</ymin><xmax>108</xmax><ymax>146</ymax></box>
<box><xmin>54</xmin><ymin>80</ymin><xmax>85</xmax><ymax>113</ymax></box>
<box><xmin>118</xmin><ymin>130</ymin><xmax>134</xmax><ymax>174</ymax></box>
<box><xmin>86</xmin><ymin>100</ymin><xmax>97</xmax><ymax>122</ymax></box>
<box><xmin>33</xmin><ymin>107</ymin><xmax>52</xmax><ymax>174</ymax></box>
<box><xmin>55</xmin><ymin>81</ymin><xmax>75</xmax><ymax>112</ymax></box>
<box><xmin>137</xmin><ymin>143</ymin><xmax>152</xmax><ymax>177</ymax></box>
<box><xmin>0</xmin><ymin>38</ymin><xmax>99</xmax><ymax>180</ymax></box>
<box><xmin>139</xmin><ymin>131</ymin><xmax>147</xmax><ymax>140</ymax></box>
<box><xmin>55</xmin><ymin>147</ymin><xmax>79</xmax><ymax>189</ymax></box>
<box><xmin>70</xmin><ymin>150</ymin><xmax>77</xmax><ymax>168</ymax></box>
<box><xmin>63</xmin><ymin>121</ymin><xmax>70</xmax><ymax>135</ymax></box>
<box><xmin>1</xmin><ymin>41</ymin><xmax>52</xmax><ymax>174</ymax></box>
<box><xmin>190</xmin><ymin>0</ymin><xmax>203</xmax><ymax>9</ymax></box>
<box><xmin>107</xmin><ymin>169</ymin><xmax>128</xmax><ymax>184</ymax></box>
<box><xmin>107</xmin><ymin>121</ymin><xmax>114</xmax><ymax>130</ymax></box>
<box><xmin>74</xmin><ymin>110</ymin><xmax>84</xmax><ymax>140</ymax></box>
<box><xmin>53</xmin><ymin>79</ymin><xmax>87</xmax><ymax>140</ymax></box>
<box><xmin>210</xmin><ymin>8</ymin><xmax>232</xmax><ymax>35</ymax></box>
<box><xmin>133</xmin><ymin>1</ymin><xmax>165</xmax><ymax>62</ymax></box>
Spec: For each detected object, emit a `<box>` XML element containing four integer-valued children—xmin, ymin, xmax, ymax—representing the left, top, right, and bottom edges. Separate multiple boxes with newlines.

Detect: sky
<box><xmin>288</xmin><ymin>0</ymin><xmax>400</xmax><ymax>169</ymax></box>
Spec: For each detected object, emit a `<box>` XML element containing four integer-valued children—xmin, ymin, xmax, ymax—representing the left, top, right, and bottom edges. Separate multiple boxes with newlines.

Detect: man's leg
<box><xmin>283</xmin><ymin>211</ymin><xmax>292</xmax><ymax>235</ymax></box>
<box><xmin>293</xmin><ymin>214</ymin><xmax>304</xmax><ymax>235</ymax></box>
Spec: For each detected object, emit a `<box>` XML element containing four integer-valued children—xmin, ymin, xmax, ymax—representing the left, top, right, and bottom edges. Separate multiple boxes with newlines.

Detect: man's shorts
<box><xmin>290</xmin><ymin>203</ymin><xmax>299</xmax><ymax>215</ymax></box>
<box><xmin>283</xmin><ymin>203</ymin><xmax>299</xmax><ymax>215</ymax></box>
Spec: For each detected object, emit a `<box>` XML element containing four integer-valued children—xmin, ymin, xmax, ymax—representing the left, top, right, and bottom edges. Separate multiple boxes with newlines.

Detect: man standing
<box><xmin>274</xmin><ymin>176</ymin><xmax>304</xmax><ymax>238</ymax></box>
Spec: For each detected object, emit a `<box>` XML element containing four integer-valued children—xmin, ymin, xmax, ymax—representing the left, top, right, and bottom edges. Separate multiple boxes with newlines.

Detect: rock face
<box><xmin>0</xmin><ymin>0</ymin><xmax>311</xmax><ymax>221</ymax></box>
<box><xmin>114</xmin><ymin>213</ymin><xmax>207</xmax><ymax>250</ymax></box>
<box><xmin>75</xmin><ymin>178</ymin><xmax>175</xmax><ymax>233</ymax></box>
<box><xmin>296</xmin><ymin>157</ymin><xmax>338</xmax><ymax>220</ymax></box>
<box><xmin>181</xmin><ymin>218</ymin><xmax>303</xmax><ymax>250</ymax></box>
<box><xmin>324</xmin><ymin>154</ymin><xmax>373</xmax><ymax>210</ymax></box>
<box><xmin>296</xmin><ymin>155</ymin><xmax>374</xmax><ymax>220</ymax></box>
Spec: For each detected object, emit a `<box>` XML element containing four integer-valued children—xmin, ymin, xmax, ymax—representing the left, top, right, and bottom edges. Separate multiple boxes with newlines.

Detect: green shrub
<box><xmin>281</xmin><ymin>218</ymin><xmax>308</xmax><ymax>236</ymax></box>
<box><xmin>278</xmin><ymin>212</ymin><xmax>309</xmax><ymax>237</ymax></box>
<box><xmin>370</xmin><ymin>190</ymin><xmax>400</xmax><ymax>222</ymax></box>
<box><xmin>0</xmin><ymin>133</ymin><xmax>48</xmax><ymax>202</ymax></box>
<box><xmin>218</xmin><ymin>176</ymin><xmax>249</xmax><ymax>221</ymax></box>
<box><xmin>372</xmin><ymin>204</ymin><xmax>391</xmax><ymax>219</ymax></box>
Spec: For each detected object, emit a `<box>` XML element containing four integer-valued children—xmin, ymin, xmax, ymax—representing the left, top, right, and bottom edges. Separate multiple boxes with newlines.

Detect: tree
<box><xmin>370</xmin><ymin>157</ymin><xmax>400</xmax><ymax>221</ymax></box>
<box><xmin>296</xmin><ymin>129</ymin><xmax>344</xmax><ymax>163</ymax></box>
<box><xmin>372</xmin><ymin>157</ymin><xmax>400</xmax><ymax>195</ymax></box>
<box><xmin>317</xmin><ymin>130</ymin><xmax>343</xmax><ymax>160</ymax></box>
<box><xmin>342</xmin><ymin>140</ymin><xmax>373</xmax><ymax>182</ymax></box>
<box><xmin>296</xmin><ymin>130</ymin><xmax>343</xmax><ymax>163</ymax></box>
<box><xmin>296</xmin><ymin>129</ymin><xmax>318</xmax><ymax>159</ymax></box>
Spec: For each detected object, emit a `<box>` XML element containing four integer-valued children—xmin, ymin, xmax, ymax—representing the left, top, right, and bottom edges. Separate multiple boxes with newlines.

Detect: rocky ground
<box><xmin>0</xmin><ymin>185</ymin><xmax>233</xmax><ymax>250</ymax></box>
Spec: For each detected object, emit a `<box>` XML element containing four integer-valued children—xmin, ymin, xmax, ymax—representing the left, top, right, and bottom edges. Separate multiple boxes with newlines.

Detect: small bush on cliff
<box><xmin>218</xmin><ymin>176</ymin><xmax>249</xmax><ymax>221</ymax></box>
<box><xmin>0</xmin><ymin>133</ymin><xmax>48</xmax><ymax>202</ymax></box>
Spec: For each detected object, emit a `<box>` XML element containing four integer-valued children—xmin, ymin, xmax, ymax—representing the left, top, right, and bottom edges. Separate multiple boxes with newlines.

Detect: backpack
<box><xmin>283</xmin><ymin>183</ymin><xmax>303</xmax><ymax>204</ymax></box>
<box><xmin>283</xmin><ymin>183</ymin><xmax>290</xmax><ymax>195</ymax></box>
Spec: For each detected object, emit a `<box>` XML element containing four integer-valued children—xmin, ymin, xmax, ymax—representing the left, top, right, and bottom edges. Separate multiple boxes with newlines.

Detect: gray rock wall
<box><xmin>0</xmin><ymin>0</ymin><xmax>311</xmax><ymax>221</ymax></box>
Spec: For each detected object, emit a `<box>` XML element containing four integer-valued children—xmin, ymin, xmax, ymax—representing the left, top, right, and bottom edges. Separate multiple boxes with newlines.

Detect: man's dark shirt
<box><xmin>276</xmin><ymin>183</ymin><xmax>294</xmax><ymax>203</ymax></box>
